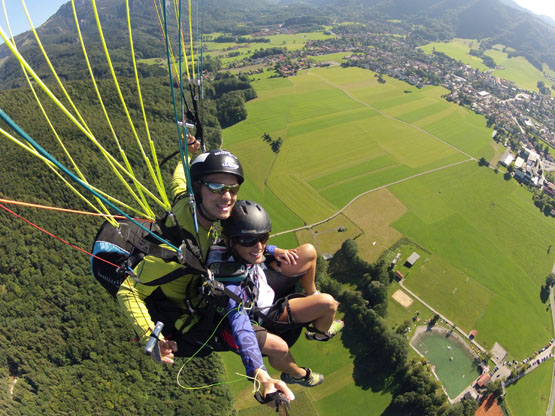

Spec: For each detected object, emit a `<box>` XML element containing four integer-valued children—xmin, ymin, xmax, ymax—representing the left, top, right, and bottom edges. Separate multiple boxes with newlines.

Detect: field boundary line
<box><xmin>272</xmin><ymin>158</ymin><xmax>474</xmax><ymax>236</ymax></box>
<box><xmin>307</xmin><ymin>69</ymin><xmax>477</xmax><ymax>160</ymax></box>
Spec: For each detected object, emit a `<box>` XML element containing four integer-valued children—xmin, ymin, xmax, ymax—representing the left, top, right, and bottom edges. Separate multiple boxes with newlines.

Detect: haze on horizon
<box><xmin>1</xmin><ymin>0</ymin><xmax>555</xmax><ymax>41</ymax></box>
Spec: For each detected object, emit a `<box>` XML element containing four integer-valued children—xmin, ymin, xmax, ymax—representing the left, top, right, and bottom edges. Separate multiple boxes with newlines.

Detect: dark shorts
<box><xmin>259</xmin><ymin>293</ymin><xmax>306</xmax><ymax>347</ymax></box>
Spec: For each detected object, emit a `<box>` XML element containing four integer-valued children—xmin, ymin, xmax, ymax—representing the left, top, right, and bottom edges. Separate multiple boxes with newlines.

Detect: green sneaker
<box><xmin>305</xmin><ymin>319</ymin><xmax>344</xmax><ymax>341</ymax></box>
<box><xmin>280</xmin><ymin>367</ymin><xmax>324</xmax><ymax>387</ymax></box>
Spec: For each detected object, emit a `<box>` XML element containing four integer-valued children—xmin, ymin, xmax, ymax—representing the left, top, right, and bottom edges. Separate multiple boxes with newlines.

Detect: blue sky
<box><xmin>1</xmin><ymin>0</ymin><xmax>554</xmax><ymax>42</ymax></box>
<box><xmin>0</xmin><ymin>0</ymin><xmax>67</xmax><ymax>40</ymax></box>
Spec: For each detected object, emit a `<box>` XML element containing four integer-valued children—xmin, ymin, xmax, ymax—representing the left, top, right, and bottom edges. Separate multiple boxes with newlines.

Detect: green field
<box><xmin>505</xmin><ymin>360</ymin><xmax>553</xmax><ymax>416</ymax></box>
<box><xmin>420</xmin><ymin>38</ymin><xmax>555</xmax><ymax>93</ymax></box>
<box><xmin>392</xmin><ymin>163</ymin><xmax>554</xmax><ymax>358</ymax></box>
<box><xmin>226</xmin><ymin>66</ymin><xmax>489</xmax><ymax>226</ymax></box>
<box><xmin>223</xmin><ymin>64</ymin><xmax>555</xmax><ymax>415</ymax></box>
<box><xmin>221</xmin><ymin>329</ymin><xmax>392</xmax><ymax>416</ymax></box>
<box><xmin>204</xmin><ymin>31</ymin><xmax>335</xmax><ymax>66</ymax></box>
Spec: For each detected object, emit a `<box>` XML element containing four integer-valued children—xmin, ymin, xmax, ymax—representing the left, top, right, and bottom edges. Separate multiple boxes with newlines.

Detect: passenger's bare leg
<box><xmin>261</xmin><ymin>333</ymin><xmax>306</xmax><ymax>378</ymax></box>
<box><xmin>270</xmin><ymin>244</ymin><xmax>318</xmax><ymax>295</ymax></box>
<box><xmin>279</xmin><ymin>294</ymin><xmax>338</xmax><ymax>334</ymax></box>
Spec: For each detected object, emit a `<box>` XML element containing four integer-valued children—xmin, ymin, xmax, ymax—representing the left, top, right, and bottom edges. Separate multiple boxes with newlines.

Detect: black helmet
<box><xmin>222</xmin><ymin>200</ymin><xmax>271</xmax><ymax>238</ymax></box>
<box><xmin>190</xmin><ymin>150</ymin><xmax>244</xmax><ymax>184</ymax></box>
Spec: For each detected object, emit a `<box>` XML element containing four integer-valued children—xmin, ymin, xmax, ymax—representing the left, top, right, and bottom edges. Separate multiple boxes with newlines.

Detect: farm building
<box><xmin>405</xmin><ymin>252</ymin><xmax>420</xmax><ymax>267</ymax></box>
<box><xmin>499</xmin><ymin>151</ymin><xmax>514</xmax><ymax>167</ymax></box>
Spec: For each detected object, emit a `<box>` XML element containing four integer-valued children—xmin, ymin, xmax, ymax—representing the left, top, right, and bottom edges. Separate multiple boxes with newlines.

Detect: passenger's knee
<box><xmin>298</xmin><ymin>243</ymin><xmax>317</xmax><ymax>261</ymax></box>
<box><xmin>263</xmin><ymin>333</ymin><xmax>290</xmax><ymax>357</ymax></box>
<box><xmin>318</xmin><ymin>293</ymin><xmax>339</xmax><ymax>313</ymax></box>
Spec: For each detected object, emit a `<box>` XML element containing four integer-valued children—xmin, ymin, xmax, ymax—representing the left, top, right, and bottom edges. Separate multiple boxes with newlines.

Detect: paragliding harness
<box><xmin>89</xmin><ymin>213</ymin><xmax>256</xmax><ymax>356</ymax></box>
<box><xmin>90</xmin><ymin>213</ymin><xmax>205</xmax><ymax>298</ymax></box>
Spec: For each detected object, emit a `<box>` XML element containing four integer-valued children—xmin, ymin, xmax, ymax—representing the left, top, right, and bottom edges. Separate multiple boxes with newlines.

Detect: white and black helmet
<box><xmin>190</xmin><ymin>150</ymin><xmax>244</xmax><ymax>184</ymax></box>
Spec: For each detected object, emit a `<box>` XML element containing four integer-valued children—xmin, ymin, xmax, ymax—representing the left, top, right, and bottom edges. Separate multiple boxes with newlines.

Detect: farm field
<box><xmin>505</xmin><ymin>359</ymin><xmax>553</xmax><ymax>416</ymax></box>
<box><xmin>226</xmin><ymin>66</ymin><xmax>489</xmax><ymax>226</ymax></box>
<box><xmin>224</xmin><ymin>64</ymin><xmax>555</xmax><ymax>415</ymax></box>
<box><xmin>420</xmin><ymin>38</ymin><xmax>555</xmax><ymax>93</ymax></box>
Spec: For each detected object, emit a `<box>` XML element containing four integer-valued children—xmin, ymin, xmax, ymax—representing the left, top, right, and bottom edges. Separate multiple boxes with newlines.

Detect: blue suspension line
<box><xmin>0</xmin><ymin>108</ymin><xmax>181</xmax><ymax>253</ymax></box>
<box><xmin>162</xmin><ymin>0</ymin><xmax>200</xmax><ymax>236</ymax></box>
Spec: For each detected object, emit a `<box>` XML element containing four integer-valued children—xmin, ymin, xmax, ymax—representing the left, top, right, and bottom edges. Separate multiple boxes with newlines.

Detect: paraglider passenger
<box><xmin>208</xmin><ymin>200</ymin><xmax>344</xmax><ymax>387</ymax></box>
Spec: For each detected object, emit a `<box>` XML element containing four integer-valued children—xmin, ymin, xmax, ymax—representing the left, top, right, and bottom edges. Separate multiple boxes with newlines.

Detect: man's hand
<box><xmin>158</xmin><ymin>339</ymin><xmax>178</xmax><ymax>365</ymax></box>
<box><xmin>186</xmin><ymin>134</ymin><xmax>200</xmax><ymax>154</ymax></box>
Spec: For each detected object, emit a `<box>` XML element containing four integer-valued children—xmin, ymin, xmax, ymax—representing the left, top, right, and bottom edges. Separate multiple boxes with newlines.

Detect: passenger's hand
<box><xmin>255</xmin><ymin>369</ymin><xmax>295</xmax><ymax>402</ymax></box>
<box><xmin>158</xmin><ymin>339</ymin><xmax>178</xmax><ymax>365</ymax></box>
<box><xmin>274</xmin><ymin>248</ymin><xmax>299</xmax><ymax>265</ymax></box>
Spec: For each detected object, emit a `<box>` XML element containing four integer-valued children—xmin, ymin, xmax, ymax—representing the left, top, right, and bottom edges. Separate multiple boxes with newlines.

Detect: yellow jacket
<box><xmin>117</xmin><ymin>162</ymin><xmax>211</xmax><ymax>340</ymax></box>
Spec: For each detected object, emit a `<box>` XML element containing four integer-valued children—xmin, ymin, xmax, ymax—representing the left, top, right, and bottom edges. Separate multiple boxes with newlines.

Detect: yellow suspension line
<box><xmin>0</xmin><ymin>28</ymin><xmax>166</xmax><ymax>212</ymax></box>
<box><xmin>68</xmin><ymin>0</ymin><xmax>158</xmax><ymax>216</ymax></box>
<box><xmin>91</xmin><ymin>0</ymin><xmax>170</xmax><ymax>213</ymax></box>
<box><xmin>154</xmin><ymin>0</ymin><xmax>191</xmax><ymax>82</ymax></box>
<box><xmin>125</xmin><ymin>0</ymin><xmax>170</xmax><ymax>209</ymax></box>
<box><xmin>0</xmin><ymin>127</ymin><xmax>148</xmax><ymax>223</ymax></box>
<box><xmin>187</xmin><ymin>0</ymin><xmax>196</xmax><ymax>80</ymax></box>
<box><xmin>3</xmin><ymin>0</ymin><xmax>114</xmax><ymax>221</ymax></box>
<box><xmin>171</xmin><ymin>0</ymin><xmax>193</xmax><ymax>80</ymax></box>
<box><xmin>20</xmin><ymin>0</ymin><xmax>93</xmax><ymax>138</ymax></box>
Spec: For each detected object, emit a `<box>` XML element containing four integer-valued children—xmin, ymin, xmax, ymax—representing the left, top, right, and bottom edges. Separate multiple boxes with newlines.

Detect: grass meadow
<box><xmin>204</xmin><ymin>31</ymin><xmax>335</xmax><ymax>66</ymax></box>
<box><xmin>222</xmin><ymin>65</ymin><xmax>555</xmax><ymax>415</ymax></box>
<box><xmin>220</xmin><ymin>326</ymin><xmax>392</xmax><ymax>416</ymax></box>
<box><xmin>391</xmin><ymin>163</ymin><xmax>554</xmax><ymax>359</ymax></box>
<box><xmin>420</xmin><ymin>38</ymin><xmax>555</xmax><ymax>93</ymax></box>
<box><xmin>505</xmin><ymin>359</ymin><xmax>553</xmax><ymax>416</ymax></box>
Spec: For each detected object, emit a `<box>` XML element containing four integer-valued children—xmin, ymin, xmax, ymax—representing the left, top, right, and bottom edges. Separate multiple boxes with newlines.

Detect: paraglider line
<box><xmin>0</xmin><ymin>108</ymin><xmax>180</xmax><ymax>253</ymax></box>
<box><xmin>0</xmin><ymin>202</ymin><xmax>120</xmax><ymax>269</ymax></box>
<box><xmin>0</xmin><ymin>198</ymin><xmax>154</xmax><ymax>220</ymax></box>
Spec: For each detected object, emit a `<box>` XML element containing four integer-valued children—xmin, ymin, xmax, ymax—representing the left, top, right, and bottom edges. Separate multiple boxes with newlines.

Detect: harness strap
<box><xmin>118</xmin><ymin>222</ymin><xmax>177</xmax><ymax>261</ymax></box>
<box><xmin>156</xmin><ymin>211</ymin><xmax>206</xmax><ymax>271</ymax></box>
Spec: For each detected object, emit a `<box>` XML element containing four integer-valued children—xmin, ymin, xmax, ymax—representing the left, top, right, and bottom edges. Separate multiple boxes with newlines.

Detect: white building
<box><xmin>500</xmin><ymin>151</ymin><xmax>514</xmax><ymax>167</ymax></box>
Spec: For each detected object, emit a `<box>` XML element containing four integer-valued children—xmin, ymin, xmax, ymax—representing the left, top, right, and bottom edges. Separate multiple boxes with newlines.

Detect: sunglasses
<box><xmin>199</xmin><ymin>180</ymin><xmax>240</xmax><ymax>195</ymax></box>
<box><xmin>233</xmin><ymin>233</ymin><xmax>270</xmax><ymax>247</ymax></box>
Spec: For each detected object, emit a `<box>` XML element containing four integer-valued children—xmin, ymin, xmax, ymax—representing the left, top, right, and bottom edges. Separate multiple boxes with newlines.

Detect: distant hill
<box><xmin>498</xmin><ymin>0</ymin><xmax>555</xmax><ymax>27</ymax></box>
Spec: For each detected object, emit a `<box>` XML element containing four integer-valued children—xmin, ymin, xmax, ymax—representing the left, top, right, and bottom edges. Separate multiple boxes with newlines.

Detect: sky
<box><xmin>513</xmin><ymin>0</ymin><xmax>555</xmax><ymax>20</ymax></box>
<box><xmin>0</xmin><ymin>0</ymin><xmax>554</xmax><ymax>41</ymax></box>
<box><xmin>0</xmin><ymin>0</ymin><xmax>67</xmax><ymax>40</ymax></box>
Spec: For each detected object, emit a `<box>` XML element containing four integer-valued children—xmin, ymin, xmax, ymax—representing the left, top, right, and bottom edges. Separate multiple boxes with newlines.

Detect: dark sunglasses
<box><xmin>233</xmin><ymin>233</ymin><xmax>270</xmax><ymax>247</ymax></box>
<box><xmin>199</xmin><ymin>180</ymin><xmax>240</xmax><ymax>195</ymax></box>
